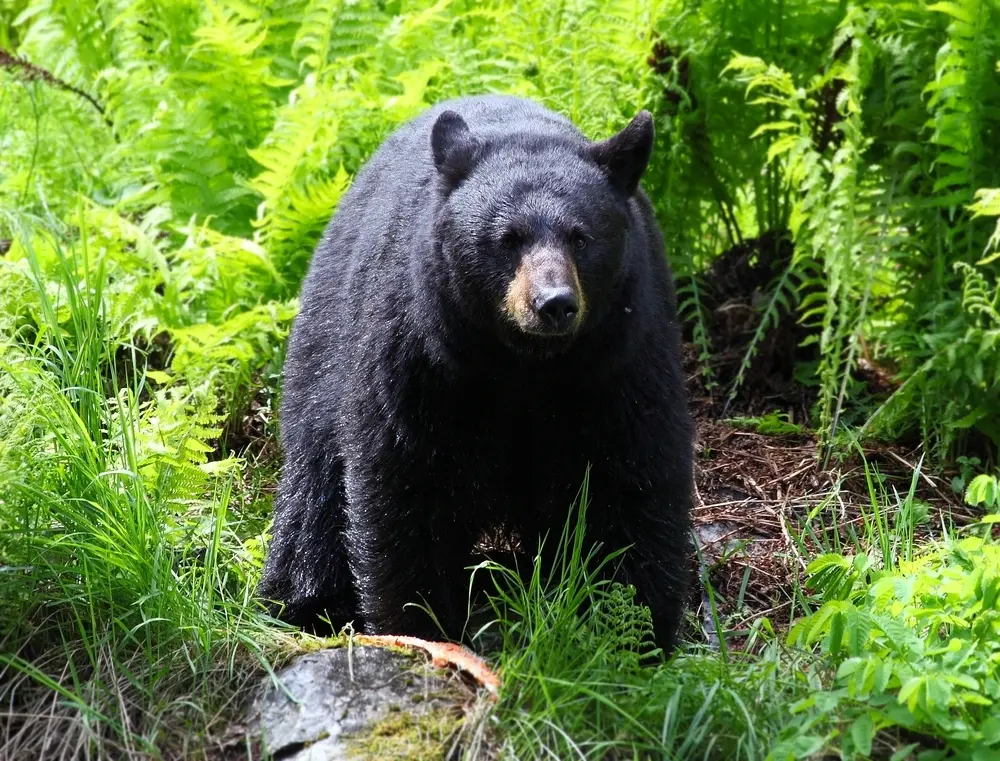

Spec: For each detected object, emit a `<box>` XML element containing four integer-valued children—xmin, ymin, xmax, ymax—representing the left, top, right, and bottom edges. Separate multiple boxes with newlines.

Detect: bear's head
<box><xmin>430</xmin><ymin>107</ymin><xmax>654</xmax><ymax>356</ymax></box>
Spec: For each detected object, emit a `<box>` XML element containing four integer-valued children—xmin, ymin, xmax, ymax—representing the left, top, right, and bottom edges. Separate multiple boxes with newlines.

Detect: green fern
<box><xmin>971</xmin><ymin>187</ymin><xmax>1000</xmax><ymax>256</ymax></box>
<box><xmin>593</xmin><ymin>582</ymin><xmax>659</xmax><ymax>667</ymax></box>
<box><xmin>292</xmin><ymin>0</ymin><xmax>388</xmax><ymax>73</ymax></box>
<box><xmin>724</xmin><ymin>255</ymin><xmax>818</xmax><ymax>409</ymax></box>
<box><xmin>675</xmin><ymin>271</ymin><xmax>716</xmax><ymax>388</ymax></box>
<box><xmin>247</xmin><ymin>78</ymin><xmax>354</xmax><ymax>280</ymax></box>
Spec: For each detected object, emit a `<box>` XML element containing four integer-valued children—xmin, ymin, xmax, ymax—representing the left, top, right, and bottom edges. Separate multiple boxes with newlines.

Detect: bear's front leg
<box><xmin>590</xmin><ymin>483</ymin><xmax>692</xmax><ymax>655</ymax></box>
<box><xmin>619</xmin><ymin>522</ymin><xmax>691</xmax><ymax>654</ymax></box>
<box><xmin>342</xmin><ymin>461</ymin><xmax>474</xmax><ymax>641</ymax></box>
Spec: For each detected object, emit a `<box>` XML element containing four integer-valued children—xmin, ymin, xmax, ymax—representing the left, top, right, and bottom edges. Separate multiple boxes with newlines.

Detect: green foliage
<box><xmin>727</xmin><ymin>410</ymin><xmax>809</xmax><ymax>436</ymax></box>
<box><xmin>480</xmin><ymin>475</ymin><xmax>825</xmax><ymax>760</ymax></box>
<box><xmin>789</xmin><ymin>525</ymin><xmax>1000</xmax><ymax>760</ymax></box>
<box><xmin>972</xmin><ymin>187</ymin><xmax>1000</xmax><ymax>255</ymax></box>
<box><xmin>0</xmin><ymin>221</ymin><xmax>286</xmax><ymax>757</ymax></box>
<box><xmin>3</xmin><ymin>0</ymin><xmax>997</xmax><ymax>458</ymax></box>
<box><xmin>3</xmin><ymin>0</ymin><xmax>1000</xmax><ymax>756</ymax></box>
<box><xmin>721</xmin><ymin>2</ymin><xmax>1000</xmax><ymax>459</ymax></box>
<box><xmin>965</xmin><ymin>473</ymin><xmax>1000</xmax><ymax>510</ymax></box>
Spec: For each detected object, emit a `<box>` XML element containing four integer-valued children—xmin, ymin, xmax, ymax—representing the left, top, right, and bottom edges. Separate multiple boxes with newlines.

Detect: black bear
<box><xmin>259</xmin><ymin>95</ymin><xmax>693</xmax><ymax>651</ymax></box>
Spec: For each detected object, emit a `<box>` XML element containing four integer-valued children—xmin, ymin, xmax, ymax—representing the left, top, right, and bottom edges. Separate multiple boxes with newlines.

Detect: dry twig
<box><xmin>0</xmin><ymin>47</ymin><xmax>110</xmax><ymax>124</ymax></box>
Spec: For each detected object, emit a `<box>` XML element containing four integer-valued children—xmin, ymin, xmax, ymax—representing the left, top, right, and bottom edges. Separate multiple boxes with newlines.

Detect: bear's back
<box><xmin>333</xmin><ymin>96</ymin><xmax>584</xmax><ymax>226</ymax></box>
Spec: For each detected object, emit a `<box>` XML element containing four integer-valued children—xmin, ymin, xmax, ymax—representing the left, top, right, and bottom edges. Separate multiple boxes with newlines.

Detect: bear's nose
<box><xmin>533</xmin><ymin>287</ymin><xmax>580</xmax><ymax>334</ymax></box>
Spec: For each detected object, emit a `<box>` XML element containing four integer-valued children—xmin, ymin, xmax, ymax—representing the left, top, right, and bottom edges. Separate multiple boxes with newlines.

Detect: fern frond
<box><xmin>725</xmin><ymin>256</ymin><xmax>808</xmax><ymax>407</ymax></box>
<box><xmin>292</xmin><ymin>0</ymin><xmax>388</xmax><ymax>73</ymax></box>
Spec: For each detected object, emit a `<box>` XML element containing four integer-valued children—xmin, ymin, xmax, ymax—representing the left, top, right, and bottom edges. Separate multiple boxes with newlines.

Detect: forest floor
<box><xmin>688</xmin><ymin>410</ymin><xmax>970</xmax><ymax>642</ymax></box>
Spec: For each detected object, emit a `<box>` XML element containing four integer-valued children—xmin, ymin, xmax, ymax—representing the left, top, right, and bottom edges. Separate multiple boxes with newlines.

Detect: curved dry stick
<box><xmin>356</xmin><ymin>634</ymin><xmax>501</xmax><ymax>698</ymax></box>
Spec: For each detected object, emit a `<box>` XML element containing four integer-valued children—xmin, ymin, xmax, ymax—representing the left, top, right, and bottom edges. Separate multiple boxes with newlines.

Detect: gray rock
<box><xmin>255</xmin><ymin>645</ymin><xmax>466</xmax><ymax>760</ymax></box>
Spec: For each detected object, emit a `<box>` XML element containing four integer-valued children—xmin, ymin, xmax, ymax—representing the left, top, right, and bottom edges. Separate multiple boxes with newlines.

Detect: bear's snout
<box><xmin>503</xmin><ymin>245</ymin><xmax>585</xmax><ymax>337</ymax></box>
<box><xmin>533</xmin><ymin>286</ymin><xmax>579</xmax><ymax>333</ymax></box>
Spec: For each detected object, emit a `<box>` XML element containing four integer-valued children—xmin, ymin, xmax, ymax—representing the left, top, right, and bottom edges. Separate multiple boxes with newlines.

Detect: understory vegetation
<box><xmin>1</xmin><ymin>0</ymin><xmax>999</xmax><ymax>759</ymax></box>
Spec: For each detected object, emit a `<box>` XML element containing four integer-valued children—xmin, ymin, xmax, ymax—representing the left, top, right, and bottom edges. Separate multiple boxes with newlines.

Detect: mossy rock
<box><xmin>253</xmin><ymin>645</ymin><xmax>484</xmax><ymax>760</ymax></box>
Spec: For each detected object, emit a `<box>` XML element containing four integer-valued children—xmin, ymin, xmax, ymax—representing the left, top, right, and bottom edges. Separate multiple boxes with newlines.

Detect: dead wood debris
<box><xmin>688</xmin><ymin>416</ymin><xmax>974</xmax><ymax>642</ymax></box>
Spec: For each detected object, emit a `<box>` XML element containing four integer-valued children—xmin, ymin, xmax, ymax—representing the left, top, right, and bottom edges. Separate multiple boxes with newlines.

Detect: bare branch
<box><xmin>0</xmin><ymin>47</ymin><xmax>108</xmax><ymax>121</ymax></box>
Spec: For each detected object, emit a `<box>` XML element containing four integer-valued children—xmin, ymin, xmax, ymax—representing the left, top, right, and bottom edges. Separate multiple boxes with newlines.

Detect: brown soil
<box><xmin>687</xmin><ymin>407</ymin><xmax>973</xmax><ymax>644</ymax></box>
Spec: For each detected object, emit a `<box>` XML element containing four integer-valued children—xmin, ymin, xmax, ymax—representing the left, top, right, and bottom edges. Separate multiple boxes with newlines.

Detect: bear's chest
<box><xmin>408</xmin><ymin>374</ymin><xmax>599</xmax><ymax>511</ymax></box>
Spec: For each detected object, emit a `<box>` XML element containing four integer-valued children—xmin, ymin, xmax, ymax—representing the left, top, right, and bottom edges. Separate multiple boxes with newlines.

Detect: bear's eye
<box><xmin>500</xmin><ymin>230</ymin><xmax>523</xmax><ymax>251</ymax></box>
<box><xmin>570</xmin><ymin>231</ymin><xmax>588</xmax><ymax>251</ymax></box>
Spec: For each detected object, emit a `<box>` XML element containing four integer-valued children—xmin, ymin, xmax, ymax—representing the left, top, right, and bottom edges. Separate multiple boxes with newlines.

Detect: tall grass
<box><xmin>0</xmin><ymin>220</ymin><xmax>284</xmax><ymax>759</ymax></box>
<box><xmin>477</xmin><ymin>476</ymin><xmax>825</xmax><ymax>760</ymax></box>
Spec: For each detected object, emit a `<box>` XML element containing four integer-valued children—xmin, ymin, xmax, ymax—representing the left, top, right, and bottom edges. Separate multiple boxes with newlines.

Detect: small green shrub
<box><xmin>727</xmin><ymin>410</ymin><xmax>809</xmax><ymax>436</ymax></box>
<box><xmin>965</xmin><ymin>474</ymin><xmax>1000</xmax><ymax>511</ymax></box>
<box><xmin>787</xmin><ymin>518</ymin><xmax>1000</xmax><ymax>760</ymax></box>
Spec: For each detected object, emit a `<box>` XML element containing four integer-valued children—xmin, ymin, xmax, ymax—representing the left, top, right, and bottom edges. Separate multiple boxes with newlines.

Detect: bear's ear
<box><xmin>431</xmin><ymin>110</ymin><xmax>481</xmax><ymax>186</ymax></box>
<box><xmin>589</xmin><ymin>111</ymin><xmax>654</xmax><ymax>196</ymax></box>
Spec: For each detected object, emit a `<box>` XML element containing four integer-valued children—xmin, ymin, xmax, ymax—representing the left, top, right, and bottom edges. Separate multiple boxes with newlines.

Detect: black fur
<box><xmin>259</xmin><ymin>95</ymin><xmax>693</xmax><ymax>650</ymax></box>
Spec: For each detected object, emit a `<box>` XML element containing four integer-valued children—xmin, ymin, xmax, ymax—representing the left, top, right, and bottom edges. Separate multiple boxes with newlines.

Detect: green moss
<box><xmin>289</xmin><ymin>634</ymin><xmax>348</xmax><ymax>654</ymax></box>
<box><xmin>347</xmin><ymin>708</ymin><xmax>464</xmax><ymax>761</ymax></box>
